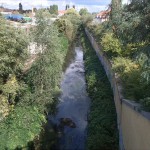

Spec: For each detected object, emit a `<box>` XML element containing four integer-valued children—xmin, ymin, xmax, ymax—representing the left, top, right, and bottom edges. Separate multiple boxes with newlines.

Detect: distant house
<box><xmin>58</xmin><ymin>10</ymin><xmax>67</xmax><ymax>17</ymax></box>
<box><xmin>0</xmin><ymin>7</ymin><xmax>18</xmax><ymax>14</ymax></box>
<box><xmin>0</xmin><ymin>7</ymin><xmax>12</xmax><ymax>16</ymax></box>
<box><xmin>96</xmin><ymin>9</ymin><xmax>111</xmax><ymax>23</ymax></box>
<box><xmin>0</xmin><ymin>7</ymin><xmax>12</xmax><ymax>13</ymax></box>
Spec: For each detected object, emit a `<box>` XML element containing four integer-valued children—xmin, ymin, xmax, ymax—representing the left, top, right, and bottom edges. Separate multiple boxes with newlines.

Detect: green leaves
<box><xmin>140</xmin><ymin>97</ymin><xmax>150</xmax><ymax>111</ymax></box>
<box><xmin>0</xmin><ymin>106</ymin><xmax>46</xmax><ymax>150</ymax></box>
<box><xmin>79</xmin><ymin>8</ymin><xmax>89</xmax><ymax>16</ymax></box>
<box><xmin>49</xmin><ymin>5</ymin><xmax>58</xmax><ymax>15</ymax></box>
<box><xmin>85</xmin><ymin>1</ymin><xmax>150</xmax><ymax>111</ymax></box>
<box><xmin>0</xmin><ymin>17</ymin><xmax>28</xmax><ymax>78</ymax></box>
<box><xmin>81</xmin><ymin>32</ymin><xmax>118</xmax><ymax>150</ymax></box>
<box><xmin>26</xmin><ymin>10</ymin><xmax>69</xmax><ymax>114</ymax></box>
<box><xmin>101</xmin><ymin>32</ymin><xmax>122</xmax><ymax>58</ymax></box>
<box><xmin>0</xmin><ymin>17</ymin><xmax>28</xmax><ymax>119</ymax></box>
<box><xmin>0</xmin><ymin>10</ymin><xmax>70</xmax><ymax>149</ymax></box>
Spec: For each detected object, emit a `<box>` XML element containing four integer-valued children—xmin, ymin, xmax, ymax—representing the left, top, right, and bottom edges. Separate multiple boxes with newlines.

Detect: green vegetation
<box><xmin>49</xmin><ymin>5</ymin><xmax>58</xmax><ymax>15</ymax></box>
<box><xmin>79</xmin><ymin>8</ymin><xmax>89</xmax><ymax>16</ymax></box>
<box><xmin>26</xmin><ymin>10</ymin><xmax>69</xmax><ymax>114</ymax></box>
<box><xmin>81</xmin><ymin>31</ymin><xmax>118</xmax><ymax>150</ymax></box>
<box><xmin>101</xmin><ymin>32</ymin><xmax>122</xmax><ymax>58</ymax></box>
<box><xmin>0</xmin><ymin>7</ymin><xmax>82</xmax><ymax>149</ymax></box>
<box><xmin>0</xmin><ymin>16</ymin><xmax>28</xmax><ymax>119</ymax></box>
<box><xmin>0</xmin><ymin>10</ymin><xmax>70</xmax><ymax>149</ymax></box>
<box><xmin>86</xmin><ymin>1</ymin><xmax>150</xmax><ymax>110</ymax></box>
<box><xmin>79</xmin><ymin>8</ymin><xmax>93</xmax><ymax>26</ymax></box>
<box><xmin>55</xmin><ymin>8</ymin><xmax>81</xmax><ymax>42</ymax></box>
<box><xmin>0</xmin><ymin>16</ymin><xmax>44</xmax><ymax>150</ymax></box>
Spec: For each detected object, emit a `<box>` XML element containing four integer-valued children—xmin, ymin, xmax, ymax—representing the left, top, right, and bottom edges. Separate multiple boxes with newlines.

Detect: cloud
<box><xmin>0</xmin><ymin>0</ymin><xmax>111</xmax><ymax>12</ymax></box>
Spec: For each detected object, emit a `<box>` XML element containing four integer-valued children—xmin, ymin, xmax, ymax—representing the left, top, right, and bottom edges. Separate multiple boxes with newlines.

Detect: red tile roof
<box><xmin>97</xmin><ymin>10</ymin><xmax>110</xmax><ymax>19</ymax></box>
<box><xmin>58</xmin><ymin>10</ymin><xmax>67</xmax><ymax>15</ymax></box>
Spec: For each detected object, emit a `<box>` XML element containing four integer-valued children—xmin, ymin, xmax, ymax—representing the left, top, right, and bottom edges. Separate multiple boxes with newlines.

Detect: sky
<box><xmin>0</xmin><ymin>0</ymin><xmax>129</xmax><ymax>12</ymax></box>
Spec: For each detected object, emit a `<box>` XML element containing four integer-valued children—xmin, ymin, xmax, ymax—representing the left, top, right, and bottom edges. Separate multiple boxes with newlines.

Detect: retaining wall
<box><xmin>85</xmin><ymin>28</ymin><xmax>150</xmax><ymax>150</ymax></box>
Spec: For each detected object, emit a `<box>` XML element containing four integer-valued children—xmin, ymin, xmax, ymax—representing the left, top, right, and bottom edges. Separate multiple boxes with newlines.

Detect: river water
<box><xmin>49</xmin><ymin>46</ymin><xmax>90</xmax><ymax>150</ymax></box>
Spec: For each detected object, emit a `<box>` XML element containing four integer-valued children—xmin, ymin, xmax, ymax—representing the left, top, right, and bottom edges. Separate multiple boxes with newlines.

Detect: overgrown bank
<box><xmin>81</xmin><ymin>31</ymin><xmax>118</xmax><ymax>150</ymax></box>
<box><xmin>0</xmin><ymin>11</ymin><xmax>69</xmax><ymax>150</ymax></box>
<box><xmin>86</xmin><ymin>1</ymin><xmax>150</xmax><ymax>111</ymax></box>
<box><xmin>0</xmin><ymin>8</ymin><xmax>81</xmax><ymax>149</ymax></box>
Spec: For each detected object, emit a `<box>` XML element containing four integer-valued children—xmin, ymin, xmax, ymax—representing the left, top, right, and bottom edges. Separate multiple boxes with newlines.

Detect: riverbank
<box><xmin>81</xmin><ymin>31</ymin><xmax>118</xmax><ymax>150</ymax></box>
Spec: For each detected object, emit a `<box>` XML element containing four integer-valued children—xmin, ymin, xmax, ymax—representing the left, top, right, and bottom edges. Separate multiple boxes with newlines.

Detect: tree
<box><xmin>66</xmin><ymin>8</ymin><xmax>79</xmax><ymax>16</ymax></box>
<box><xmin>49</xmin><ymin>5</ymin><xmax>58</xmax><ymax>15</ymax></box>
<box><xmin>28</xmin><ymin>9</ymin><xmax>69</xmax><ymax>112</ymax></box>
<box><xmin>112</xmin><ymin>0</ymin><xmax>121</xmax><ymax>10</ymax></box>
<box><xmin>65</xmin><ymin>4</ymin><xmax>70</xmax><ymax>10</ymax></box>
<box><xmin>19</xmin><ymin>3</ymin><xmax>23</xmax><ymax>13</ymax></box>
<box><xmin>54</xmin><ymin>18</ymin><xmax>74</xmax><ymax>41</ymax></box>
<box><xmin>33</xmin><ymin>7</ymin><xmax>37</xmax><ymax>13</ymax></box>
<box><xmin>81</xmin><ymin>14</ymin><xmax>93</xmax><ymax>25</ymax></box>
<box><xmin>79</xmin><ymin>8</ymin><xmax>89</xmax><ymax>16</ymax></box>
<box><xmin>111</xmin><ymin>0</ymin><xmax>122</xmax><ymax>20</ymax></box>
<box><xmin>0</xmin><ymin>17</ymin><xmax>28</xmax><ymax>119</ymax></box>
<box><xmin>0</xmin><ymin>9</ymin><xmax>69</xmax><ymax>149</ymax></box>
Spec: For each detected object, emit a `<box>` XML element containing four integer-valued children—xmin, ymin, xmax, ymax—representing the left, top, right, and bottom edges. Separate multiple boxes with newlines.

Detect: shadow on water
<box><xmin>62</xmin><ymin>43</ymin><xmax>76</xmax><ymax>73</ymax></box>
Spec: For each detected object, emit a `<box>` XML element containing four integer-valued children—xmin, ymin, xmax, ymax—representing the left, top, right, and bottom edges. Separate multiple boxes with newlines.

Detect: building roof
<box><xmin>0</xmin><ymin>7</ymin><xmax>12</xmax><ymax>12</ymax></box>
<box><xmin>97</xmin><ymin>9</ymin><xmax>111</xmax><ymax>19</ymax></box>
<box><xmin>58</xmin><ymin>10</ymin><xmax>67</xmax><ymax>15</ymax></box>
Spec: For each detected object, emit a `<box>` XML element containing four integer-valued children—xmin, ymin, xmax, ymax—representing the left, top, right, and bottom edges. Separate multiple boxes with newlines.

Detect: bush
<box><xmin>112</xmin><ymin>57</ymin><xmax>150</xmax><ymax>101</ymax></box>
<box><xmin>81</xmin><ymin>31</ymin><xmax>118</xmax><ymax>150</ymax></box>
<box><xmin>101</xmin><ymin>32</ymin><xmax>122</xmax><ymax>58</ymax></box>
<box><xmin>81</xmin><ymin>14</ymin><xmax>93</xmax><ymax>25</ymax></box>
<box><xmin>140</xmin><ymin>97</ymin><xmax>150</xmax><ymax>112</ymax></box>
<box><xmin>112</xmin><ymin>57</ymin><xmax>139</xmax><ymax>78</ymax></box>
<box><xmin>54</xmin><ymin>18</ymin><xmax>74</xmax><ymax>41</ymax></box>
<box><xmin>0</xmin><ymin>16</ymin><xmax>28</xmax><ymax>119</ymax></box>
<box><xmin>0</xmin><ymin>106</ymin><xmax>45</xmax><ymax>150</ymax></box>
<box><xmin>0</xmin><ymin>10</ymin><xmax>70</xmax><ymax>149</ymax></box>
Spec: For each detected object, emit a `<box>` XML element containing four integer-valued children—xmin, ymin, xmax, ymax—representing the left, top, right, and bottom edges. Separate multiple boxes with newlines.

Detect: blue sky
<box><xmin>0</xmin><ymin>0</ymin><xmax>128</xmax><ymax>12</ymax></box>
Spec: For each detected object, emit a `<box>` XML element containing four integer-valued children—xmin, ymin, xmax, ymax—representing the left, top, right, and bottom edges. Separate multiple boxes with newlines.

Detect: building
<box><xmin>58</xmin><ymin>10</ymin><xmax>67</xmax><ymax>17</ymax></box>
<box><xmin>96</xmin><ymin>9</ymin><xmax>111</xmax><ymax>23</ymax></box>
<box><xmin>0</xmin><ymin>7</ymin><xmax>12</xmax><ymax>17</ymax></box>
<box><xmin>0</xmin><ymin>7</ymin><xmax>12</xmax><ymax>13</ymax></box>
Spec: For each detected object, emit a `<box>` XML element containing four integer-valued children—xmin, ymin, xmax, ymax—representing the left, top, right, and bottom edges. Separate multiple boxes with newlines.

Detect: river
<box><xmin>49</xmin><ymin>46</ymin><xmax>90</xmax><ymax>150</ymax></box>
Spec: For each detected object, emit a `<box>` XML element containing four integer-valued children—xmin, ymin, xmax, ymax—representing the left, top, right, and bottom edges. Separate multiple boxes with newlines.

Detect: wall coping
<box><xmin>122</xmin><ymin>99</ymin><xmax>150</xmax><ymax>121</ymax></box>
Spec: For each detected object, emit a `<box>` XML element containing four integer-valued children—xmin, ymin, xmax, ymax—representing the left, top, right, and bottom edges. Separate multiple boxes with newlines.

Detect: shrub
<box><xmin>54</xmin><ymin>18</ymin><xmax>74</xmax><ymax>41</ymax></box>
<box><xmin>0</xmin><ymin>16</ymin><xmax>28</xmax><ymax>119</ymax></box>
<box><xmin>81</xmin><ymin>31</ymin><xmax>118</xmax><ymax>150</ymax></box>
<box><xmin>140</xmin><ymin>97</ymin><xmax>150</xmax><ymax>112</ymax></box>
<box><xmin>112</xmin><ymin>57</ymin><xmax>139</xmax><ymax>78</ymax></box>
<box><xmin>101</xmin><ymin>32</ymin><xmax>122</xmax><ymax>58</ymax></box>
<box><xmin>0</xmin><ymin>106</ymin><xmax>45</xmax><ymax>150</ymax></box>
<box><xmin>112</xmin><ymin>57</ymin><xmax>150</xmax><ymax>101</ymax></box>
<box><xmin>81</xmin><ymin>14</ymin><xmax>93</xmax><ymax>25</ymax></box>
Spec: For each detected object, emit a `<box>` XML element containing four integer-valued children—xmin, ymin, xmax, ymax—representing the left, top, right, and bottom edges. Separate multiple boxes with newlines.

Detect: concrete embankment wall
<box><xmin>85</xmin><ymin>28</ymin><xmax>150</xmax><ymax>150</ymax></box>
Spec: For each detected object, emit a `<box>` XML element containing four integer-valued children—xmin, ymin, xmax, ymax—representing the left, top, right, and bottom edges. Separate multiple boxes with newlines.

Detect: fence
<box><xmin>85</xmin><ymin>28</ymin><xmax>150</xmax><ymax>150</ymax></box>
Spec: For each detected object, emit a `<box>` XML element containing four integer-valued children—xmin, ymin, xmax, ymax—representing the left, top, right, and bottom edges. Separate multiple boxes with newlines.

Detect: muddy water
<box><xmin>50</xmin><ymin>46</ymin><xmax>90</xmax><ymax>150</ymax></box>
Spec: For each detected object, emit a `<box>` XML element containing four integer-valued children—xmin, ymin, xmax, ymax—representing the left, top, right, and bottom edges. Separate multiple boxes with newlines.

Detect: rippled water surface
<box><xmin>50</xmin><ymin>46</ymin><xmax>90</xmax><ymax>150</ymax></box>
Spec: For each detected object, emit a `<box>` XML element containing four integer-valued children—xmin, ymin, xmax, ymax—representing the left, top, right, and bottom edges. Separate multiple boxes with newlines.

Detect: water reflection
<box><xmin>50</xmin><ymin>47</ymin><xmax>90</xmax><ymax>150</ymax></box>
